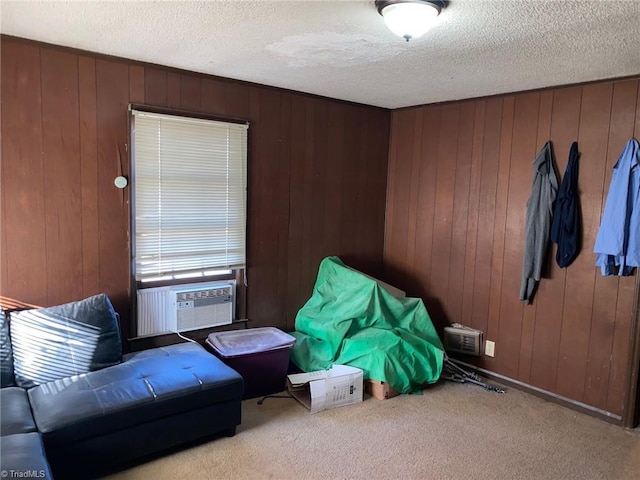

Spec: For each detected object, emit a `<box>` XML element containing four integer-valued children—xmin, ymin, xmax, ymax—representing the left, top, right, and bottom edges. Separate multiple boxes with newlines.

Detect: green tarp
<box><xmin>290</xmin><ymin>256</ymin><xmax>444</xmax><ymax>394</ymax></box>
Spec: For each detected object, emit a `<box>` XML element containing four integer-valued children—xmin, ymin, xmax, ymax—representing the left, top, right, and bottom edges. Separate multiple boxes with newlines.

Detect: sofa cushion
<box><xmin>0</xmin><ymin>387</ymin><xmax>37</xmax><ymax>436</ymax></box>
<box><xmin>9</xmin><ymin>294</ymin><xmax>122</xmax><ymax>388</ymax></box>
<box><xmin>28</xmin><ymin>342</ymin><xmax>243</xmax><ymax>445</ymax></box>
<box><xmin>1</xmin><ymin>309</ymin><xmax>16</xmax><ymax>387</ymax></box>
<box><xmin>0</xmin><ymin>432</ymin><xmax>53</xmax><ymax>480</ymax></box>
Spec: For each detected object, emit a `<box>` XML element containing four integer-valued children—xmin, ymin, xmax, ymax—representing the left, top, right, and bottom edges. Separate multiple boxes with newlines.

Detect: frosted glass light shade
<box><xmin>380</xmin><ymin>2</ymin><xmax>440</xmax><ymax>41</ymax></box>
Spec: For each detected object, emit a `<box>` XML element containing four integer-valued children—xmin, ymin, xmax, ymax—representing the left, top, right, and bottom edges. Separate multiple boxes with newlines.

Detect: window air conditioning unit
<box><xmin>443</xmin><ymin>324</ymin><xmax>483</xmax><ymax>356</ymax></box>
<box><xmin>137</xmin><ymin>281</ymin><xmax>235</xmax><ymax>337</ymax></box>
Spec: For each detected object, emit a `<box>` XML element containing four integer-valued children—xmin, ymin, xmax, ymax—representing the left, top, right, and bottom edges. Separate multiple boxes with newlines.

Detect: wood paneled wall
<box><xmin>3</xmin><ymin>35</ymin><xmax>638</xmax><ymax>421</ymax></box>
<box><xmin>384</xmin><ymin>78</ymin><xmax>640</xmax><ymax>418</ymax></box>
<box><xmin>0</xmin><ymin>36</ymin><xmax>390</xmax><ymax>341</ymax></box>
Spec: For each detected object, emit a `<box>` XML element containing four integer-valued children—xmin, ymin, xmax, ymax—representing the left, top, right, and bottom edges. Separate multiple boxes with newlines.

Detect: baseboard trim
<box><xmin>450</xmin><ymin>359</ymin><xmax>624</xmax><ymax>426</ymax></box>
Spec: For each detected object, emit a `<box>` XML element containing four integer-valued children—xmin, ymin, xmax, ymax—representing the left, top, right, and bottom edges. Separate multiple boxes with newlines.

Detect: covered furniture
<box><xmin>291</xmin><ymin>256</ymin><xmax>444</xmax><ymax>394</ymax></box>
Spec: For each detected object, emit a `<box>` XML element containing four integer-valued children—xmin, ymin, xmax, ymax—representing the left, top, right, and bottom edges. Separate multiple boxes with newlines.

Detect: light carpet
<box><xmin>105</xmin><ymin>381</ymin><xmax>640</xmax><ymax>480</ymax></box>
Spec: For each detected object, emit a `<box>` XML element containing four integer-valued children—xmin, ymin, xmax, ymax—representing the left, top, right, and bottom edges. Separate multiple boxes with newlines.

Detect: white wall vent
<box><xmin>136</xmin><ymin>281</ymin><xmax>234</xmax><ymax>337</ymax></box>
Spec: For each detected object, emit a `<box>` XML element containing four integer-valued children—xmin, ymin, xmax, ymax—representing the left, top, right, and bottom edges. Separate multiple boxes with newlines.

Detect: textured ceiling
<box><xmin>1</xmin><ymin>0</ymin><xmax>639</xmax><ymax>109</ymax></box>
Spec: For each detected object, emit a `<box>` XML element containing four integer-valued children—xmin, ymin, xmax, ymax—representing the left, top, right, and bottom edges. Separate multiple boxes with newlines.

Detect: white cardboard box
<box><xmin>286</xmin><ymin>365</ymin><xmax>364</xmax><ymax>413</ymax></box>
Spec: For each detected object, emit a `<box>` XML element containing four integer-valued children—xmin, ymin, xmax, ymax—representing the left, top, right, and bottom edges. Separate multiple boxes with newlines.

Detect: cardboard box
<box><xmin>286</xmin><ymin>365</ymin><xmax>363</xmax><ymax>413</ymax></box>
<box><xmin>364</xmin><ymin>379</ymin><xmax>400</xmax><ymax>400</ymax></box>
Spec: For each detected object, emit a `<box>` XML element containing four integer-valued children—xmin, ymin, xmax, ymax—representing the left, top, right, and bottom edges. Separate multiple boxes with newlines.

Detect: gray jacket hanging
<box><xmin>520</xmin><ymin>142</ymin><xmax>559</xmax><ymax>303</ymax></box>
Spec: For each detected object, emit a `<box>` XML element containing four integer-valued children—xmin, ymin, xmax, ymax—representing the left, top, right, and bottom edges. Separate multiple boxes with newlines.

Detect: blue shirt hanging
<box><xmin>593</xmin><ymin>138</ymin><xmax>640</xmax><ymax>276</ymax></box>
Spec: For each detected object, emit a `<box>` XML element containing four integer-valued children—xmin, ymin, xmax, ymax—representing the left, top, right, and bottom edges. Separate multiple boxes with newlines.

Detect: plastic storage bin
<box><xmin>206</xmin><ymin>327</ymin><xmax>296</xmax><ymax>399</ymax></box>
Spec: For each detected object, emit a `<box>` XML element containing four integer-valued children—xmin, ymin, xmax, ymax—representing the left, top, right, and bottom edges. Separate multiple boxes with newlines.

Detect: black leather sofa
<box><xmin>0</xmin><ymin>297</ymin><xmax>244</xmax><ymax>479</ymax></box>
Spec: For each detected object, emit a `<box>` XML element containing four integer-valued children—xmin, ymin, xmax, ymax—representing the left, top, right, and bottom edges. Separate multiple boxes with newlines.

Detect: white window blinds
<box><xmin>132</xmin><ymin>109</ymin><xmax>248</xmax><ymax>280</ymax></box>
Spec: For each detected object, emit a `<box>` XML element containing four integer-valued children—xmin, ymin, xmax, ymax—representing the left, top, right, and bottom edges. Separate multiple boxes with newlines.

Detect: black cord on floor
<box><xmin>257</xmin><ymin>393</ymin><xmax>295</xmax><ymax>405</ymax></box>
<box><xmin>442</xmin><ymin>356</ymin><xmax>505</xmax><ymax>394</ymax></box>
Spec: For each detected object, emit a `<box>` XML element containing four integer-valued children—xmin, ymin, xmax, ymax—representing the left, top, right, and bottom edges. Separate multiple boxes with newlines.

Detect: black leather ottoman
<box><xmin>28</xmin><ymin>342</ymin><xmax>243</xmax><ymax>479</ymax></box>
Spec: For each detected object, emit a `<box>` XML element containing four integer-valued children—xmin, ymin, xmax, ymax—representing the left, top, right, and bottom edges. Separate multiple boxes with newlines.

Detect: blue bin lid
<box><xmin>207</xmin><ymin>327</ymin><xmax>296</xmax><ymax>357</ymax></box>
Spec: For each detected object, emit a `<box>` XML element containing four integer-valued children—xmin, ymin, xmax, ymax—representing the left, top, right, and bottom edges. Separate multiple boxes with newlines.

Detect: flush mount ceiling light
<box><xmin>375</xmin><ymin>0</ymin><xmax>446</xmax><ymax>42</ymax></box>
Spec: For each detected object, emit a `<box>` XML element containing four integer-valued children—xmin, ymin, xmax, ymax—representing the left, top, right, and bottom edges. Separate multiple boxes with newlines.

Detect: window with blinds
<box><xmin>131</xmin><ymin>109</ymin><xmax>248</xmax><ymax>282</ymax></box>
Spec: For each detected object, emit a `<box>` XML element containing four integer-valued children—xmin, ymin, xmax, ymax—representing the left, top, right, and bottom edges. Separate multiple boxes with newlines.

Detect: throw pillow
<box><xmin>1</xmin><ymin>310</ymin><xmax>16</xmax><ymax>387</ymax></box>
<box><xmin>9</xmin><ymin>294</ymin><xmax>122</xmax><ymax>388</ymax></box>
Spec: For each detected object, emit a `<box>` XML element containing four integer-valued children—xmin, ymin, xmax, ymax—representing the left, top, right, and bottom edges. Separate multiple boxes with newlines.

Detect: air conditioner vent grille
<box><xmin>176</xmin><ymin>286</ymin><xmax>232</xmax><ymax>302</ymax></box>
<box><xmin>443</xmin><ymin>325</ymin><xmax>483</xmax><ymax>357</ymax></box>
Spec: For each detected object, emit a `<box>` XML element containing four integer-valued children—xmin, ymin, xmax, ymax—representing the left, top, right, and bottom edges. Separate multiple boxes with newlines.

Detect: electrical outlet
<box><xmin>485</xmin><ymin>340</ymin><xmax>495</xmax><ymax>357</ymax></box>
